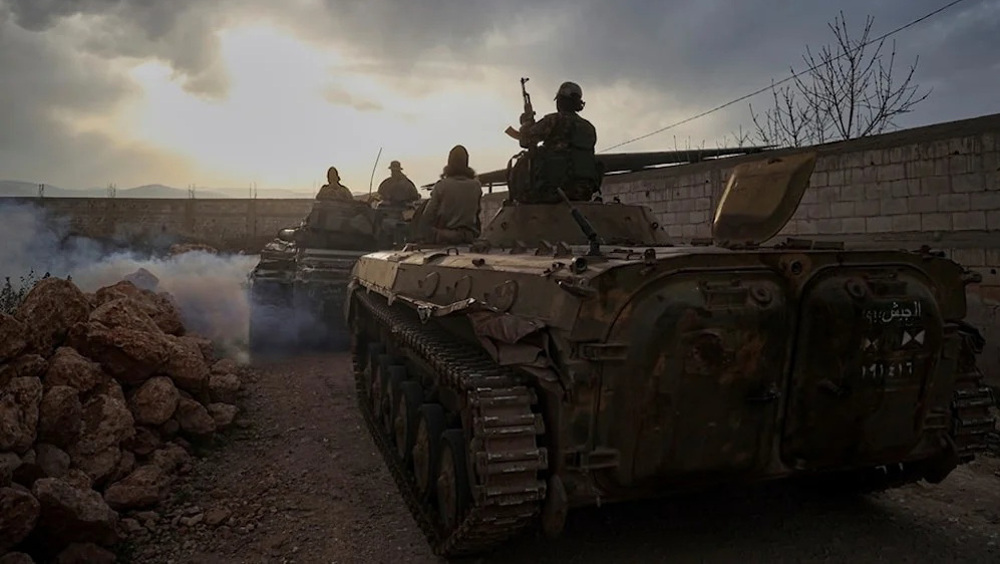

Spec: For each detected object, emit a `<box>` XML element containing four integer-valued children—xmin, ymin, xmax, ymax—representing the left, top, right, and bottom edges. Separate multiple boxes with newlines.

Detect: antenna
<box><xmin>556</xmin><ymin>188</ymin><xmax>602</xmax><ymax>256</ymax></box>
<box><xmin>367</xmin><ymin>146</ymin><xmax>384</xmax><ymax>200</ymax></box>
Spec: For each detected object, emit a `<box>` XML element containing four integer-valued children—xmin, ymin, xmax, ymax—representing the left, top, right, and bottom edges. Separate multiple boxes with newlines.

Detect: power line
<box><xmin>599</xmin><ymin>0</ymin><xmax>971</xmax><ymax>153</ymax></box>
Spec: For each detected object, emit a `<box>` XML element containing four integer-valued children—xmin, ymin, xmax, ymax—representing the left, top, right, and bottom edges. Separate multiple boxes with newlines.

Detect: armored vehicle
<box><xmin>248</xmin><ymin>197</ymin><xmax>417</xmax><ymax>353</ymax></box>
<box><xmin>344</xmin><ymin>151</ymin><xmax>995</xmax><ymax>557</ymax></box>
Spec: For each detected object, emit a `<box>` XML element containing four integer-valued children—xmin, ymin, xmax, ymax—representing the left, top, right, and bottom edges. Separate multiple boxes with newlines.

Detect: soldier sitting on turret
<box><xmin>315</xmin><ymin>166</ymin><xmax>354</xmax><ymax>201</ymax></box>
<box><xmin>414</xmin><ymin>145</ymin><xmax>483</xmax><ymax>244</ymax></box>
<box><xmin>376</xmin><ymin>161</ymin><xmax>420</xmax><ymax>205</ymax></box>
<box><xmin>511</xmin><ymin>81</ymin><xmax>602</xmax><ymax>204</ymax></box>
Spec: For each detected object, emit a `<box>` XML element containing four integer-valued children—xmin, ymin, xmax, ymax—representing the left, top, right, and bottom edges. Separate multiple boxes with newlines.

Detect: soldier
<box><xmin>511</xmin><ymin>81</ymin><xmax>602</xmax><ymax>203</ymax></box>
<box><xmin>414</xmin><ymin>145</ymin><xmax>483</xmax><ymax>244</ymax></box>
<box><xmin>315</xmin><ymin>166</ymin><xmax>354</xmax><ymax>201</ymax></box>
<box><xmin>376</xmin><ymin>160</ymin><xmax>420</xmax><ymax>205</ymax></box>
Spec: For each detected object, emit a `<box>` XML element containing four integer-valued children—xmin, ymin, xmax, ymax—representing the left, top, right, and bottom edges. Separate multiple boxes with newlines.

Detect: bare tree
<box><xmin>749</xmin><ymin>11</ymin><xmax>931</xmax><ymax>148</ymax></box>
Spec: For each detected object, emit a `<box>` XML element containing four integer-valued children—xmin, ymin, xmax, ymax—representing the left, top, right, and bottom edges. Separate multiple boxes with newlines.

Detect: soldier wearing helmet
<box><xmin>315</xmin><ymin>166</ymin><xmax>354</xmax><ymax>201</ymax></box>
<box><xmin>376</xmin><ymin>160</ymin><xmax>420</xmax><ymax>205</ymax></box>
<box><xmin>511</xmin><ymin>81</ymin><xmax>601</xmax><ymax>203</ymax></box>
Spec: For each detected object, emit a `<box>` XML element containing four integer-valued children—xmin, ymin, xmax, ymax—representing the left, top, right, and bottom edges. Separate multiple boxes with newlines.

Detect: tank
<box><xmin>343</xmin><ymin>151</ymin><xmax>996</xmax><ymax>558</ymax></box>
<box><xmin>248</xmin><ymin>197</ymin><xmax>418</xmax><ymax>353</ymax></box>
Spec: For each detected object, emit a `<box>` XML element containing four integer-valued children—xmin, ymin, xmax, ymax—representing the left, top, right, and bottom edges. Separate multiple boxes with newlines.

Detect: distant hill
<box><xmin>0</xmin><ymin>180</ymin><xmax>316</xmax><ymax>199</ymax></box>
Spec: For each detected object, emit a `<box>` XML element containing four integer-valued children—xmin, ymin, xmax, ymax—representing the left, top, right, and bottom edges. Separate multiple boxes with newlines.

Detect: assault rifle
<box><xmin>504</xmin><ymin>77</ymin><xmax>533</xmax><ymax>141</ymax></box>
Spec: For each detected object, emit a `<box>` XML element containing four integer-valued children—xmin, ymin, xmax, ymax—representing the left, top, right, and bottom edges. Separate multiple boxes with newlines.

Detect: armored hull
<box><xmin>248</xmin><ymin>198</ymin><xmax>415</xmax><ymax>353</ymax></box>
<box><xmin>344</xmin><ymin>153</ymin><xmax>995</xmax><ymax>557</ymax></box>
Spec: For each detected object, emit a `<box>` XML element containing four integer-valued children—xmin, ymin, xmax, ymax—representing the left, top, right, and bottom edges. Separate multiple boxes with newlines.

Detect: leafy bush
<box><xmin>0</xmin><ymin>270</ymin><xmax>50</xmax><ymax>315</ymax></box>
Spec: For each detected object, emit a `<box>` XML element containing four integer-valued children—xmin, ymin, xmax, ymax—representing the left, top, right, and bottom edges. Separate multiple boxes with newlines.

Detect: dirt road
<box><xmin>127</xmin><ymin>353</ymin><xmax>1000</xmax><ymax>564</ymax></box>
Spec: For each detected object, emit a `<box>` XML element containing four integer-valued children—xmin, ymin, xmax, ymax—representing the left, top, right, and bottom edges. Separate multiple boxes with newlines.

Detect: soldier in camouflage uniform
<box><xmin>509</xmin><ymin>81</ymin><xmax>602</xmax><ymax>204</ymax></box>
<box><xmin>315</xmin><ymin>166</ymin><xmax>354</xmax><ymax>201</ymax></box>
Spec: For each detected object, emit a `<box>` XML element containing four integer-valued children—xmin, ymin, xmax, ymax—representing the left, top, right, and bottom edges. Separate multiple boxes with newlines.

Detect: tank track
<box><xmin>350</xmin><ymin>290</ymin><xmax>548</xmax><ymax>558</ymax></box>
<box><xmin>949</xmin><ymin>321</ymin><xmax>996</xmax><ymax>459</ymax></box>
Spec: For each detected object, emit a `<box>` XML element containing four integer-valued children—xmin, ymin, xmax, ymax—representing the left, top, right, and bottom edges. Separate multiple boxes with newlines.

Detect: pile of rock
<box><xmin>0</xmin><ymin>277</ymin><xmax>244</xmax><ymax>563</ymax></box>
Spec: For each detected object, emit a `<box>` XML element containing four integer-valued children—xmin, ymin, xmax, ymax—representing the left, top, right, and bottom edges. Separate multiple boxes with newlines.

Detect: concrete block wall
<box><xmin>0</xmin><ymin>197</ymin><xmax>314</xmax><ymax>252</ymax></box>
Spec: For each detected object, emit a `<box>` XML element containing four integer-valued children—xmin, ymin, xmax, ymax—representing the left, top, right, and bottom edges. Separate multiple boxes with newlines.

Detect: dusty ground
<box><xmin>124</xmin><ymin>353</ymin><xmax>1000</xmax><ymax>564</ymax></box>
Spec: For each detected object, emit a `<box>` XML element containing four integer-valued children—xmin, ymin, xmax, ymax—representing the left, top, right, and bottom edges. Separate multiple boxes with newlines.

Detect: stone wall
<box><xmin>0</xmin><ymin>197</ymin><xmax>314</xmax><ymax>253</ymax></box>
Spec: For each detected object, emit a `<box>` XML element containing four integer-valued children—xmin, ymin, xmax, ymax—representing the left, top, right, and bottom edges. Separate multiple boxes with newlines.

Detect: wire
<box><xmin>598</xmin><ymin>0</ymin><xmax>972</xmax><ymax>153</ymax></box>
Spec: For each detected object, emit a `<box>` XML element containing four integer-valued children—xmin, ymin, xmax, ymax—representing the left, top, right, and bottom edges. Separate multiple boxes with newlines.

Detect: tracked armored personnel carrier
<box><xmin>248</xmin><ymin>197</ymin><xmax>416</xmax><ymax>353</ymax></box>
<box><xmin>344</xmin><ymin>152</ymin><xmax>995</xmax><ymax>557</ymax></box>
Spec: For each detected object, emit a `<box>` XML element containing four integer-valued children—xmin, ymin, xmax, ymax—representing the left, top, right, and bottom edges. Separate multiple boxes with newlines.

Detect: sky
<box><xmin>0</xmin><ymin>0</ymin><xmax>998</xmax><ymax>194</ymax></box>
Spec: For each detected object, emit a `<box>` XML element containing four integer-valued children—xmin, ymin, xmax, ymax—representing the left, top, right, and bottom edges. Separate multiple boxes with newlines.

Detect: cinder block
<box><xmin>952</xmin><ymin>211</ymin><xmax>986</xmax><ymax>230</ymax></box>
<box><xmin>866</xmin><ymin>216</ymin><xmax>893</xmax><ymax>233</ymax></box>
<box><xmin>855</xmin><ymin>199</ymin><xmax>881</xmax><ymax>217</ymax></box>
<box><xmin>952</xmin><ymin>173</ymin><xmax>986</xmax><ymax>193</ymax></box>
<box><xmin>891</xmin><ymin>214</ymin><xmax>922</xmax><ymax>232</ymax></box>
<box><xmin>862</xmin><ymin>150</ymin><xmax>884</xmax><ymax>166</ymax></box>
<box><xmin>880</xmin><ymin>197</ymin><xmax>908</xmax><ymax>215</ymax></box>
<box><xmin>987</xmin><ymin>210</ymin><xmax>1000</xmax><ymax>230</ymax></box>
<box><xmin>839</xmin><ymin>184</ymin><xmax>865</xmax><ymax>201</ymax></box>
<box><xmin>681</xmin><ymin>224</ymin><xmax>697</xmax><ymax>238</ymax></box>
<box><xmin>667</xmin><ymin>225</ymin><xmax>683</xmax><ymax>238</ymax></box>
<box><xmin>906</xmin><ymin>196</ymin><xmax>937</xmax><ymax>214</ymax></box>
<box><xmin>800</xmin><ymin>189</ymin><xmax>819</xmax><ymax>205</ymax></box>
<box><xmin>830</xmin><ymin>202</ymin><xmax>855</xmax><ymax>218</ymax></box>
<box><xmin>827</xmin><ymin>169</ymin><xmax>845</xmax><ymax>186</ymax></box>
<box><xmin>688</xmin><ymin>211</ymin><xmax>708</xmax><ymax>224</ymax></box>
<box><xmin>889</xmin><ymin>145</ymin><xmax>916</xmax><ymax>163</ymax></box>
<box><xmin>810</xmin><ymin>171</ymin><xmax>829</xmax><ymax>187</ymax></box>
<box><xmin>796</xmin><ymin>220</ymin><xmax>819</xmax><ymax>234</ymax></box>
<box><xmin>842</xmin><ymin>217</ymin><xmax>866</xmax><ymax>233</ymax></box>
<box><xmin>806</xmin><ymin>204</ymin><xmax>830</xmax><ymax>219</ymax></box>
<box><xmin>952</xmin><ymin>248</ymin><xmax>987</xmax><ymax>267</ymax></box>
<box><xmin>865</xmin><ymin>183</ymin><xmax>892</xmax><ymax>200</ymax></box>
<box><xmin>850</xmin><ymin>166</ymin><xmax>878</xmax><ymax>184</ymax></box>
<box><xmin>938</xmin><ymin>193</ymin><xmax>970</xmax><ymax>212</ymax></box>
<box><xmin>695</xmin><ymin>198</ymin><xmax>712</xmax><ymax>211</ymax></box>
<box><xmin>918</xmin><ymin>140</ymin><xmax>951</xmax><ymax>160</ymax></box>
<box><xmin>934</xmin><ymin>158</ymin><xmax>950</xmax><ymax>176</ymax></box>
<box><xmin>905</xmin><ymin>159</ymin><xmax>935</xmax><ymax>179</ymax></box>
<box><xmin>817</xmin><ymin>187</ymin><xmax>839</xmax><ymax>204</ymax></box>
<box><xmin>671</xmin><ymin>186</ymin><xmax>691</xmax><ymax>200</ymax></box>
<box><xmin>842</xmin><ymin>152</ymin><xmax>866</xmax><ymax>169</ymax></box>
<box><xmin>921</xmin><ymin>175</ymin><xmax>951</xmax><ymax>196</ymax></box>
<box><xmin>921</xmin><ymin>213</ymin><xmax>952</xmax><ymax>231</ymax></box>
<box><xmin>970</xmin><ymin>191</ymin><xmax>1000</xmax><ymax>210</ymax></box>
<box><xmin>891</xmin><ymin>180</ymin><xmax>916</xmax><ymax>198</ymax></box>
<box><xmin>877</xmin><ymin>163</ymin><xmax>906</xmax><ymax>182</ymax></box>
<box><xmin>815</xmin><ymin>218</ymin><xmax>844</xmax><ymax>233</ymax></box>
<box><xmin>986</xmin><ymin>248</ymin><xmax>1000</xmax><ymax>266</ymax></box>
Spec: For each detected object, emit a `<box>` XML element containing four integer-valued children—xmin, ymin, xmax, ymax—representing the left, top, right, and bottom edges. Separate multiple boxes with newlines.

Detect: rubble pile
<box><xmin>0</xmin><ymin>277</ymin><xmax>244</xmax><ymax>563</ymax></box>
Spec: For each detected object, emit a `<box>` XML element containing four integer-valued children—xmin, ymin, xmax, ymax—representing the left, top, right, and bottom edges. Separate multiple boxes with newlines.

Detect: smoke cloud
<box><xmin>0</xmin><ymin>200</ymin><xmax>260</xmax><ymax>362</ymax></box>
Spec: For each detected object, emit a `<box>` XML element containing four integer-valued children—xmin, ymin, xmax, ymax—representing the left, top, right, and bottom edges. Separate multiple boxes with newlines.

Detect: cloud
<box><xmin>323</xmin><ymin>86</ymin><xmax>383</xmax><ymax>112</ymax></box>
<box><xmin>0</xmin><ymin>0</ymin><xmax>997</xmax><ymax>189</ymax></box>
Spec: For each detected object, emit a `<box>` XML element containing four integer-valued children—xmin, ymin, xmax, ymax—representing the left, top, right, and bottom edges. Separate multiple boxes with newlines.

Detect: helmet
<box><xmin>389</xmin><ymin>160</ymin><xmax>402</xmax><ymax>170</ymax></box>
<box><xmin>554</xmin><ymin>81</ymin><xmax>583</xmax><ymax>100</ymax></box>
